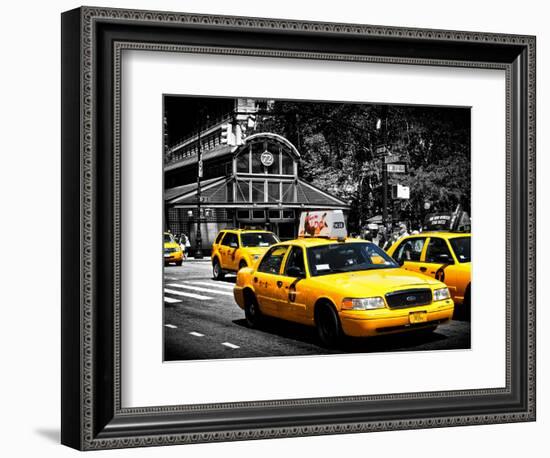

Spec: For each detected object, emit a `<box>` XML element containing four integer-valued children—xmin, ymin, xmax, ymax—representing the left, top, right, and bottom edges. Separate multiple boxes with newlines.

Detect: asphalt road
<box><xmin>163</xmin><ymin>260</ymin><xmax>471</xmax><ymax>361</ymax></box>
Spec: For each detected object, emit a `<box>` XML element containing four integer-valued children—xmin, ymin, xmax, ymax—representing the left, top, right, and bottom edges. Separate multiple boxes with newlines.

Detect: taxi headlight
<box><xmin>342</xmin><ymin>297</ymin><xmax>385</xmax><ymax>310</ymax></box>
<box><xmin>433</xmin><ymin>288</ymin><xmax>450</xmax><ymax>301</ymax></box>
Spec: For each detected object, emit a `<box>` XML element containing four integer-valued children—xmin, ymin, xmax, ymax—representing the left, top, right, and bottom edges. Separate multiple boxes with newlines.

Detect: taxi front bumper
<box><xmin>233</xmin><ymin>285</ymin><xmax>245</xmax><ymax>310</ymax></box>
<box><xmin>164</xmin><ymin>252</ymin><xmax>183</xmax><ymax>263</ymax></box>
<box><xmin>339</xmin><ymin>300</ymin><xmax>454</xmax><ymax>337</ymax></box>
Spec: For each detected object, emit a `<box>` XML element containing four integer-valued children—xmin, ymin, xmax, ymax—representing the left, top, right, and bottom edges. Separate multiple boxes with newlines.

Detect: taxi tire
<box><xmin>453</xmin><ymin>285</ymin><xmax>471</xmax><ymax>321</ymax></box>
<box><xmin>175</xmin><ymin>260</ymin><xmax>183</xmax><ymax>266</ymax></box>
<box><xmin>244</xmin><ymin>291</ymin><xmax>263</xmax><ymax>328</ymax></box>
<box><xmin>315</xmin><ymin>303</ymin><xmax>342</xmax><ymax>348</ymax></box>
<box><xmin>212</xmin><ymin>259</ymin><xmax>225</xmax><ymax>280</ymax></box>
<box><xmin>462</xmin><ymin>286</ymin><xmax>471</xmax><ymax>320</ymax></box>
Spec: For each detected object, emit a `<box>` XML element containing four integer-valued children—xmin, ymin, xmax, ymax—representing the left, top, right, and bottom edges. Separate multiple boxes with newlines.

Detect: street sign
<box><xmin>386</xmin><ymin>163</ymin><xmax>406</xmax><ymax>173</ymax></box>
<box><xmin>392</xmin><ymin>184</ymin><xmax>410</xmax><ymax>199</ymax></box>
<box><xmin>375</xmin><ymin>145</ymin><xmax>388</xmax><ymax>157</ymax></box>
<box><xmin>384</xmin><ymin>155</ymin><xmax>401</xmax><ymax>164</ymax></box>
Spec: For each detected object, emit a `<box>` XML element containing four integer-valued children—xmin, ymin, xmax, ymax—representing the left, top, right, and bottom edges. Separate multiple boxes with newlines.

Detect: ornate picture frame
<box><xmin>61</xmin><ymin>6</ymin><xmax>536</xmax><ymax>450</ymax></box>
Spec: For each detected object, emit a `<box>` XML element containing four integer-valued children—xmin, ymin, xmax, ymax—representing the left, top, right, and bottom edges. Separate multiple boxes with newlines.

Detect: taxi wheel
<box><xmin>244</xmin><ymin>292</ymin><xmax>262</xmax><ymax>328</ymax></box>
<box><xmin>453</xmin><ymin>286</ymin><xmax>471</xmax><ymax>321</ymax></box>
<box><xmin>462</xmin><ymin>287</ymin><xmax>471</xmax><ymax>320</ymax></box>
<box><xmin>175</xmin><ymin>260</ymin><xmax>183</xmax><ymax>266</ymax></box>
<box><xmin>212</xmin><ymin>259</ymin><xmax>225</xmax><ymax>280</ymax></box>
<box><xmin>315</xmin><ymin>304</ymin><xmax>342</xmax><ymax>348</ymax></box>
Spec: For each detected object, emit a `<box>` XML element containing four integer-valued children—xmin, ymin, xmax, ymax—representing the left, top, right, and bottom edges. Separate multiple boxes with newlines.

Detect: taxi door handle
<box><xmin>276</xmin><ymin>281</ymin><xmax>283</xmax><ymax>288</ymax></box>
<box><xmin>419</xmin><ymin>267</ymin><xmax>427</xmax><ymax>272</ymax></box>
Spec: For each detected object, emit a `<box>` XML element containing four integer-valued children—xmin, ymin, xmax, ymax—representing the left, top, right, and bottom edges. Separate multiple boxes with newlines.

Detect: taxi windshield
<box><xmin>164</xmin><ymin>233</ymin><xmax>174</xmax><ymax>243</ymax></box>
<box><xmin>307</xmin><ymin>242</ymin><xmax>398</xmax><ymax>276</ymax></box>
<box><xmin>449</xmin><ymin>237</ymin><xmax>471</xmax><ymax>263</ymax></box>
<box><xmin>240</xmin><ymin>232</ymin><xmax>279</xmax><ymax>248</ymax></box>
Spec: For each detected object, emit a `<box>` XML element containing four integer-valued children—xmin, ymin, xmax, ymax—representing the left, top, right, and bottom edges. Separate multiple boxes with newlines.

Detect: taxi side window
<box><xmin>258</xmin><ymin>246</ymin><xmax>288</xmax><ymax>274</ymax></box>
<box><xmin>425</xmin><ymin>238</ymin><xmax>454</xmax><ymax>264</ymax></box>
<box><xmin>394</xmin><ymin>237</ymin><xmax>425</xmax><ymax>265</ymax></box>
<box><xmin>214</xmin><ymin>232</ymin><xmax>225</xmax><ymax>245</ymax></box>
<box><xmin>284</xmin><ymin>246</ymin><xmax>306</xmax><ymax>277</ymax></box>
<box><xmin>221</xmin><ymin>232</ymin><xmax>239</xmax><ymax>248</ymax></box>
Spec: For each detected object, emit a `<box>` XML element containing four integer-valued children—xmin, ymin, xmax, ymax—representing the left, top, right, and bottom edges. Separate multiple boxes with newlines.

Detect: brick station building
<box><xmin>164</xmin><ymin>100</ymin><xmax>349</xmax><ymax>254</ymax></box>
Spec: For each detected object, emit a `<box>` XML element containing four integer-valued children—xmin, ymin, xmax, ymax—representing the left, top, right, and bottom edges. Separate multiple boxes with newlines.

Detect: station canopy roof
<box><xmin>165</xmin><ymin>176</ymin><xmax>349</xmax><ymax>209</ymax></box>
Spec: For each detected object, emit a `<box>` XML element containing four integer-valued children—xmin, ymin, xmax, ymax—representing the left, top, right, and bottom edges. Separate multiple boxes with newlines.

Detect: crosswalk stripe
<box><xmin>221</xmin><ymin>342</ymin><xmax>240</xmax><ymax>349</ymax></box>
<box><xmin>165</xmin><ymin>283</ymin><xmax>233</xmax><ymax>297</ymax></box>
<box><xmin>189</xmin><ymin>331</ymin><xmax>204</xmax><ymax>337</ymax></box>
<box><xmin>190</xmin><ymin>281</ymin><xmax>234</xmax><ymax>290</ymax></box>
<box><xmin>164</xmin><ymin>288</ymin><xmax>212</xmax><ymax>300</ymax></box>
<box><xmin>164</xmin><ymin>324</ymin><xmax>177</xmax><ymax>329</ymax></box>
<box><xmin>164</xmin><ymin>297</ymin><xmax>181</xmax><ymax>304</ymax></box>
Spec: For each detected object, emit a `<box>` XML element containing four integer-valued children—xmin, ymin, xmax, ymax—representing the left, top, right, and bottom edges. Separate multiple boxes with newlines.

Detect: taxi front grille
<box><xmin>385</xmin><ymin>288</ymin><xmax>432</xmax><ymax>309</ymax></box>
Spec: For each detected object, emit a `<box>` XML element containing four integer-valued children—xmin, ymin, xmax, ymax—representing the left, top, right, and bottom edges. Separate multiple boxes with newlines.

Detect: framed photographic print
<box><xmin>61</xmin><ymin>6</ymin><xmax>536</xmax><ymax>450</ymax></box>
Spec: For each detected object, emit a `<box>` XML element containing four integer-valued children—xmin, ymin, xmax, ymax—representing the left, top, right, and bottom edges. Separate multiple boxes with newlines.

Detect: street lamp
<box><xmin>194</xmin><ymin>113</ymin><xmax>208</xmax><ymax>259</ymax></box>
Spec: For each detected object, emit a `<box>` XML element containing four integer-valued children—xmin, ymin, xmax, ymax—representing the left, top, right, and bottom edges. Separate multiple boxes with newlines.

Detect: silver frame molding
<box><xmin>61</xmin><ymin>6</ymin><xmax>536</xmax><ymax>450</ymax></box>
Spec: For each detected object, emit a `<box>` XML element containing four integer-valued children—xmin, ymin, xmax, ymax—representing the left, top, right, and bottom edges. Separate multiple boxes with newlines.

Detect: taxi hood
<box><xmin>311</xmin><ymin>268</ymin><xmax>442</xmax><ymax>295</ymax></box>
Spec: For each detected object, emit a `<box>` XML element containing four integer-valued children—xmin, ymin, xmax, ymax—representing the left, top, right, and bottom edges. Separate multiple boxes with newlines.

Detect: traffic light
<box><xmin>220</xmin><ymin>123</ymin><xmax>234</xmax><ymax>146</ymax></box>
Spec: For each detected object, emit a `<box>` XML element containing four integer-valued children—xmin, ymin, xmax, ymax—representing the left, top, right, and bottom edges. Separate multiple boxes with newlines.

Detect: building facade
<box><xmin>164</xmin><ymin>100</ymin><xmax>350</xmax><ymax>254</ymax></box>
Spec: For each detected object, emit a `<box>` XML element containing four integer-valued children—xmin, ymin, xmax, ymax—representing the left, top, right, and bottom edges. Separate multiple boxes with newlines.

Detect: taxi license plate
<box><xmin>409</xmin><ymin>311</ymin><xmax>427</xmax><ymax>324</ymax></box>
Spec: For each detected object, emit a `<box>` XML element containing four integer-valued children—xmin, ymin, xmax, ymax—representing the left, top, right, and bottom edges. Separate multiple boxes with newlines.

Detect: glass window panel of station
<box><xmin>226</xmin><ymin>181</ymin><xmax>234</xmax><ymax>202</ymax></box>
<box><xmin>251</xmin><ymin>181</ymin><xmax>265</xmax><ymax>203</ymax></box>
<box><xmin>281</xmin><ymin>150</ymin><xmax>294</xmax><ymax>175</ymax></box>
<box><xmin>282</xmin><ymin>182</ymin><xmax>295</xmax><ymax>202</ymax></box>
<box><xmin>252</xmin><ymin>210</ymin><xmax>266</xmax><ymax>220</ymax></box>
<box><xmin>236</xmin><ymin>149</ymin><xmax>250</xmax><ymax>173</ymax></box>
<box><xmin>267</xmin><ymin>181</ymin><xmax>280</xmax><ymax>202</ymax></box>
<box><xmin>237</xmin><ymin>210</ymin><xmax>250</xmax><ymax>220</ymax></box>
<box><xmin>265</xmin><ymin>142</ymin><xmax>281</xmax><ymax>174</ymax></box>
<box><xmin>268</xmin><ymin>210</ymin><xmax>281</xmax><ymax>220</ymax></box>
<box><xmin>282</xmin><ymin>210</ymin><xmax>295</xmax><ymax>219</ymax></box>
<box><xmin>251</xmin><ymin>142</ymin><xmax>264</xmax><ymax>174</ymax></box>
<box><xmin>236</xmin><ymin>180</ymin><xmax>250</xmax><ymax>202</ymax></box>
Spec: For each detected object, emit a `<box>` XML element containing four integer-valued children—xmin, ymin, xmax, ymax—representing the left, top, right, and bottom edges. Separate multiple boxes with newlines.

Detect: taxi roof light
<box><xmin>298</xmin><ymin>210</ymin><xmax>348</xmax><ymax>240</ymax></box>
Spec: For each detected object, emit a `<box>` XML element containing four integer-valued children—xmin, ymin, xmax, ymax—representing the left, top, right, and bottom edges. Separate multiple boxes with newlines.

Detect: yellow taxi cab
<box><xmin>164</xmin><ymin>232</ymin><xmax>184</xmax><ymax>266</ymax></box>
<box><xmin>233</xmin><ymin>211</ymin><xmax>454</xmax><ymax>347</ymax></box>
<box><xmin>386</xmin><ymin>232</ymin><xmax>471</xmax><ymax>318</ymax></box>
<box><xmin>211</xmin><ymin>229</ymin><xmax>280</xmax><ymax>280</ymax></box>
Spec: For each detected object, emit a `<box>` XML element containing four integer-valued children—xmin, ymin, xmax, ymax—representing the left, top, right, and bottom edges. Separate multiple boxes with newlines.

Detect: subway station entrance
<box><xmin>165</xmin><ymin>133</ymin><xmax>350</xmax><ymax>253</ymax></box>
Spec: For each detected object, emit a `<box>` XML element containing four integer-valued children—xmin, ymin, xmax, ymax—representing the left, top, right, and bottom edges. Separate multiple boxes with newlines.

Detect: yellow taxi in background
<box><xmin>233</xmin><ymin>214</ymin><xmax>454</xmax><ymax>347</ymax></box>
<box><xmin>386</xmin><ymin>232</ymin><xmax>471</xmax><ymax>318</ymax></box>
<box><xmin>164</xmin><ymin>232</ymin><xmax>184</xmax><ymax>266</ymax></box>
<box><xmin>211</xmin><ymin>229</ymin><xmax>280</xmax><ymax>280</ymax></box>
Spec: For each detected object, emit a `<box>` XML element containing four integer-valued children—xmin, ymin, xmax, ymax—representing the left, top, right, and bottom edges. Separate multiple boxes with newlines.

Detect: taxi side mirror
<box><xmin>287</xmin><ymin>266</ymin><xmax>305</xmax><ymax>278</ymax></box>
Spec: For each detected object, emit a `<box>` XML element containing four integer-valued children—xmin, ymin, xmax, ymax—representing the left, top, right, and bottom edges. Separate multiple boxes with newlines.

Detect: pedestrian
<box><xmin>176</xmin><ymin>234</ymin><xmax>186</xmax><ymax>260</ymax></box>
<box><xmin>183</xmin><ymin>233</ymin><xmax>191</xmax><ymax>259</ymax></box>
<box><xmin>397</xmin><ymin>223</ymin><xmax>409</xmax><ymax>241</ymax></box>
